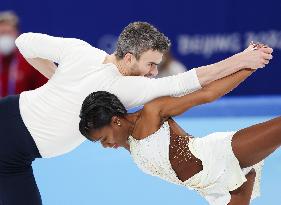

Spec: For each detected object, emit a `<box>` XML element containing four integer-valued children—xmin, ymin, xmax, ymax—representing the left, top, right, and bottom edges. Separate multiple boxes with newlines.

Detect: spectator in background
<box><xmin>156</xmin><ymin>51</ymin><xmax>186</xmax><ymax>78</ymax></box>
<box><xmin>0</xmin><ymin>11</ymin><xmax>47</xmax><ymax>98</ymax></box>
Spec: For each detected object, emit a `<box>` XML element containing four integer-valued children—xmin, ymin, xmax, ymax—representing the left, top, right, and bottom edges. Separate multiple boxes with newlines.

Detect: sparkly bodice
<box><xmin>128</xmin><ymin>121</ymin><xmax>203</xmax><ymax>190</ymax></box>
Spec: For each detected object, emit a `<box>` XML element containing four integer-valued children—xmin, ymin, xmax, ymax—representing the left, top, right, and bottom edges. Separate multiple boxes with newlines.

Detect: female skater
<box><xmin>79</xmin><ymin>46</ymin><xmax>277</xmax><ymax>205</ymax></box>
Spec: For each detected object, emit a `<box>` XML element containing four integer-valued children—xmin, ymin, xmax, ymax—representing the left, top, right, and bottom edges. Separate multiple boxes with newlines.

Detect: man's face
<box><xmin>129</xmin><ymin>50</ymin><xmax>163</xmax><ymax>77</ymax></box>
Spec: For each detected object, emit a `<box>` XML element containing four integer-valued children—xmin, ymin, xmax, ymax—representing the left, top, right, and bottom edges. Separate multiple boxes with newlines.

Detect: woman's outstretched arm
<box><xmin>144</xmin><ymin>68</ymin><xmax>255</xmax><ymax>118</ymax></box>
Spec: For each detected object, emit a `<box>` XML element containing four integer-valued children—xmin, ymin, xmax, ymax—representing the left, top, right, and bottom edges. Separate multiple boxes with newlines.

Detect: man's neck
<box><xmin>103</xmin><ymin>54</ymin><xmax>130</xmax><ymax>76</ymax></box>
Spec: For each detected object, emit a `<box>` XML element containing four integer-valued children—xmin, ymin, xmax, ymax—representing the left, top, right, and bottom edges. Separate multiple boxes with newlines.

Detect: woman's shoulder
<box><xmin>132</xmin><ymin>109</ymin><xmax>163</xmax><ymax>140</ymax></box>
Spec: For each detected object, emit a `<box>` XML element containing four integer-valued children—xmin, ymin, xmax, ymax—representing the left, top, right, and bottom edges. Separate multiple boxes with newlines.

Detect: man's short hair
<box><xmin>115</xmin><ymin>22</ymin><xmax>171</xmax><ymax>60</ymax></box>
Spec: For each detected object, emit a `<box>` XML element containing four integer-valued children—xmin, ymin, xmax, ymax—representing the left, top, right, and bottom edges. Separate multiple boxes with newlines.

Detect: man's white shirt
<box><xmin>15</xmin><ymin>33</ymin><xmax>201</xmax><ymax>158</ymax></box>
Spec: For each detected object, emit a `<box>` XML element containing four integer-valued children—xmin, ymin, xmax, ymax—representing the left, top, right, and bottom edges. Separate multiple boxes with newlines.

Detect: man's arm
<box><xmin>195</xmin><ymin>46</ymin><xmax>273</xmax><ymax>86</ymax></box>
<box><xmin>110</xmin><ymin>68</ymin><xmax>202</xmax><ymax>109</ymax></box>
<box><xmin>15</xmin><ymin>32</ymin><xmax>94</xmax><ymax>79</ymax></box>
<box><xmin>25</xmin><ymin>58</ymin><xmax>57</xmax><ymax>79</ymax></box>
<box><xmin>113</xmin><ymin>45</ymin><xmax>272</xmax><ymax>109</ymax></box>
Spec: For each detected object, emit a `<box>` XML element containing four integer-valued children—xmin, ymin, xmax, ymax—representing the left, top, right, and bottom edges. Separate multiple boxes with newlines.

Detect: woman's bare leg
<box><xmin>228</xmin><ymin>169</ymin><xmax>256</xmax><ymax>205</ymax></box>
<box><xmin>231</xmin><ymin>116</ymin><xmax>281</xmax><ymax>168</ymax></box>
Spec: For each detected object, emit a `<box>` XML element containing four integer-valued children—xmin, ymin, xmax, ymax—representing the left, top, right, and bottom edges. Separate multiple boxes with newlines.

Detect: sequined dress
<box><xmin>128</xmin><ymin>121</ymin><xmax>264</xmax><ymax>205</ymax></box>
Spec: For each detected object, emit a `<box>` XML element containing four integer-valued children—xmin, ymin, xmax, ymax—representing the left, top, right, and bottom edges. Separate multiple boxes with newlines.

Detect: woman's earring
<box><xmin>117</xmin><ymin>121</ymin><xmax>121</xmax><ymax>126</ymax></box>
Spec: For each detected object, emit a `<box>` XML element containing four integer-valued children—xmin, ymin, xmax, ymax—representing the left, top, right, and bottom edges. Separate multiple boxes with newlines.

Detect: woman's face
<box><xmin>89</xmin><ymin>121</ymin><xmax>129</xmax><ymax>149</ymax></box>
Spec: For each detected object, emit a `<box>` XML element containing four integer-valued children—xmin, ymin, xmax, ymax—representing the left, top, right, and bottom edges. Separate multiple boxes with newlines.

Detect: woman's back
<box><xmin>128</xmin><ymin>117</ymin><xmax>263</xmax><ymax>205</ymax></box>
<box><xmin>128</xmin><ymin>118</ymin><xmax>204</xmax><ymax>189</ymax></box>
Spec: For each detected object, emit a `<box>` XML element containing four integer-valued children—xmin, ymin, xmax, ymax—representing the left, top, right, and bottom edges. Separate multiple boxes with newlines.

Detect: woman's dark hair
<box><xmin>79</xmin><ymin>91</ymin><xmax>127</xmax><ymax>141</ymax></box>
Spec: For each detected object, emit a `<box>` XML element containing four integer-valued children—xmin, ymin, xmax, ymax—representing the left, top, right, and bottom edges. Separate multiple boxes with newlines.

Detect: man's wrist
<box><xmin>231</xmin><ymin>53</ymin><xmax>247</xmax><ymax>71</ymax></box>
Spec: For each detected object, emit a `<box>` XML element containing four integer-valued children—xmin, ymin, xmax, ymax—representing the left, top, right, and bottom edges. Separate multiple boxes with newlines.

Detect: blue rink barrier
<box><xmin>180</xmin><ymin>96</ymin><xmax>281</xmax><ymax>117</ymax></box>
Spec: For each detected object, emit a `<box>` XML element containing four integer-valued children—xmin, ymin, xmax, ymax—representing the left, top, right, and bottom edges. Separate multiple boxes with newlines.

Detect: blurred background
<box><xmin>1</xmin><ymin>0</ymin><xmax>280</xmax><ymax>204</ymax></box>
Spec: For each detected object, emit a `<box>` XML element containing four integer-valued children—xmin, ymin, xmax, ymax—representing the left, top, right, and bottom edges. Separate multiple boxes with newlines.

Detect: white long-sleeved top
<box><xmin>15</xmin><ymin>33</ymin><xmax>202</xmax><ymax>158</ymax></box>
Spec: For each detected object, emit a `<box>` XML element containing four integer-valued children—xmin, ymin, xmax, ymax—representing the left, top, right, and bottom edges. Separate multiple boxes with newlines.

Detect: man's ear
<box><xmin>123</xmin><ymin>53</ymin><xmax>135</xmax><ymax>65</ymax></box>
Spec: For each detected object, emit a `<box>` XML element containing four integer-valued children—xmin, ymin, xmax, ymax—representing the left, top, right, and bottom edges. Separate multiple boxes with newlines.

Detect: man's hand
<box><xmin>228</xmin><ymin>169</ymin><xmax>256</xmax><ymax>205</ymax></box>
<box><xmin>235</xmin><ymin>42</ymin><xmax>273</xmax><ymax>70</ymax></box>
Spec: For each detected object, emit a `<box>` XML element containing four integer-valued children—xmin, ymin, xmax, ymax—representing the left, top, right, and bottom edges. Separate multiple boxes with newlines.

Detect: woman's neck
<box><xmin>124</xmin><ymin>111</ymin><xmax>142</xmax><ymax>136</ymax></box>
<box><xmin>121</xmin><ymin>112</ymin><xmax>142</xmax><ymax>151</ymax></box>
